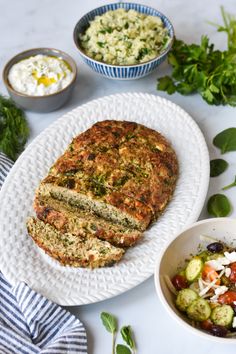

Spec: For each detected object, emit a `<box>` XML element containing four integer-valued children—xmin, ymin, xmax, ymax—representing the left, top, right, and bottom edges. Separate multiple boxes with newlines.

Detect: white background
<box><xmin>1</xmin><ymin>0</ymin><xmax>236</xmax><ymax>353</ymax></box>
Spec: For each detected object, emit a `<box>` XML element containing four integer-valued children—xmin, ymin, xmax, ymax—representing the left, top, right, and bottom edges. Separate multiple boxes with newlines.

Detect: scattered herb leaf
<box><xmin>116</xmin><ymin>344</ymin><xmax>132</xmax><ymax>354</ymax></box>
<box><xmin>120</xmin><ymin>326</ymin><xmax>136</xmax><ymax>351</ymax></box>
<box><xmin>210</xmin><ymin>159</ymin><xmax>228</xmax><ymax>177</ymax></box>
<box><xmin>157</xmin><ymin>76</ymin><xmax>176</xmax><ymax>94</ymax></box>
<box><xmin>207</xmin><ymin>193</ymin><xmax>232</xmax><ymax>217</ymax></box>
<box><xmin>101</xmin><ymin>313</ymin><xmax>137</xmax><ymax>354</ymax></box>
<box><xmin>213</xmin><ymin>128</ymin><xmax>236</xmax><ymax>154</ymax></box>
<box><xmin>101</xmin><ymin>312</ymin><xmax>117</xmax><ymax>354</ymax></box>
<box><xmin>157</xmin><ymin>7</ymin><xmax>236</xmax><ymax>106</ymax></box>
<box><xmin>101</xmin><ymin>312</ymin><xmax>117</xmax><ymax>333</ymax></box>
<box><xmin>222</xmin><ymin>176</ymin><xmax>236</xmax><ymax>190</ymax></box>
<box><xmin>0</xmin><ymin>95</ymin><xmax>30</xmax><ymax>160</ymax></box>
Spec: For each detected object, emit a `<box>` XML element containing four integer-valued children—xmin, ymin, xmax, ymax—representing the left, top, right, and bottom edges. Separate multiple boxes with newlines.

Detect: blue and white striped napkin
<box><xmin>0</xmin><ymin>153</ymin><xmax>87</xmax><ymax>354</ymax></box>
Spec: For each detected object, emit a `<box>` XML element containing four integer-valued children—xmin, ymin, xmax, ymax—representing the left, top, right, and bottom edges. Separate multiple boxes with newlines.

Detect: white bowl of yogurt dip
<box><xmin>3</xmin><ymin>48</ymin><xmax>77</xmax><ymax>112</ymax></box>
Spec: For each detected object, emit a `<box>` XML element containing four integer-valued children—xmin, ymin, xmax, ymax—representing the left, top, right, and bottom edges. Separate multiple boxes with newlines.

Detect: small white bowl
<box><xmin>3</xmin><ymin>48</ymin><xmax>77</xmax><ymax>112</ymax></box>
<box><xmin>155</xmin><ymin>217</ymin><xmax>236</xmax><ymax>343</ymax></box>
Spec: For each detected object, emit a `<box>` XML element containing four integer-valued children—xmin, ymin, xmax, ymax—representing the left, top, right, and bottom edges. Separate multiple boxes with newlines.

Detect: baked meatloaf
<box><xmin>38</xmin><ymin>120</ymin><xmax>178</xmax><ymax>229</ymax></box>
<box><xmin>28</xmin><ymin>120</ymin><xmax>178</xmax><ymax>268</ymax></box>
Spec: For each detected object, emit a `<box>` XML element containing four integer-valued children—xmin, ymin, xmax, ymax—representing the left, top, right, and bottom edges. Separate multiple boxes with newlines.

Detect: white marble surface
<box><xmin>1</xmin><ymin>0</ymin><xmax>236</xmax><ymax>353</ymax></box>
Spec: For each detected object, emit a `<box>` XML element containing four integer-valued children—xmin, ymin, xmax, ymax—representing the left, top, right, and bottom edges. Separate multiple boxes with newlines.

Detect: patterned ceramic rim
<box><xmin>73</xmin><ymin>2</ymin><xmax>174</xmax><ymax>68</ymax></box>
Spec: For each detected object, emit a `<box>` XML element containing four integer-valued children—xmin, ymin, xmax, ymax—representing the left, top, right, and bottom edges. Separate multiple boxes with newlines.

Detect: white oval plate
<box><xmin>0</xmin><ymin>93</ymin><xmax>209</xmax><ymax>305</ymax></box>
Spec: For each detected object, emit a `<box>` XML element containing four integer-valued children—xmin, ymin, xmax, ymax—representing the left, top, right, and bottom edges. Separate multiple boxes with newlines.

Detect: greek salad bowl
<box><xmin>73</xmin><ymin>2</ymin><xmax>174</xmax><ymax>80</ymax></box>
<box><xmin>3</xmin><ymin>48</ymin><xmax>77</xmax><ymax>112</ymax></box>
<box><xmin>155</xmin><ymin>218</ymin><xmax>236</xmax><ymax>343</ymax></box>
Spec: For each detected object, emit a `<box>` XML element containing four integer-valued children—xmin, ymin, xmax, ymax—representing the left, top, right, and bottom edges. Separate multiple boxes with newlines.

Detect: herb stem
<box><xmin>222</xmin><ymin>176</ymin><xmax>236</xmax><ymax>190</ymax></box>
<box><xmin>112</xmin><ymin>332</ymin><xmax>115</xmax><ymax>354</ymax></box>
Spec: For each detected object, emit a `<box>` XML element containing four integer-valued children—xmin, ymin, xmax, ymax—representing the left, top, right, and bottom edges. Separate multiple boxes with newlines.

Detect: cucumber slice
<box><xmin>186</xmin><ymin>257</ymin><xmax>203</xmax><ymax>282</ymax></box>
<box><xmin>178</xmin><ymin>270</ymin><xmax>186</xmax><ymax>277</ymax></box>
<box><xmin>211</xmin><ymin>305</ymin><xmax>234</xmax><ymax>327</ymax></box>
<box><xmin>187</xmin><ymin>298</ymin><xmax>211</xmax><ymax>321</ymax></box>
<box><xmin>206</xmin><ymin>253</ymin><xmax>224</xmax><ymax>261</ymax></box>
<box><xmin>176</xmin><ymin>289</ymin><xmax>198</xmax><ymax>312</ymax></box>
<box><xmin>198</xmin><ymin>251</ymin><xmax>209</xmax><ymax>262</ymax></box>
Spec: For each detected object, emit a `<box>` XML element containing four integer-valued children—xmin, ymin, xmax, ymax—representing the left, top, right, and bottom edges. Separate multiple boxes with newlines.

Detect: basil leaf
<box><xmin>210</xmin><ymin>159</ymin><xmax>228</xmax><ymax>177</ymax></box>
<box><xmin>120</xmin><ymin>326</ymin><xmax>135</xmax><ymax>349</ymax></box>
<box><xmin>100</xmin><ymin>312</ymin><xmax>117</xmax><ymax>334</ymax></box>
<box><xmin>207</xmin><ymin>194</ymin><xmax>231</xmax><ymax>217</ymax></box>
<box><xmin>213</xmin><ymin>128</ymin><xmax>236</xmax><ymax>154</ymax></box>
<box><xmin>116</xmin><ymin>344</ymin><xmax>132</xmax><ymax>354</ymax></box>
<box><xmin>222</xmin><ymin>176</ymin><xmax>236</xmax><ymax>190</ymax></box>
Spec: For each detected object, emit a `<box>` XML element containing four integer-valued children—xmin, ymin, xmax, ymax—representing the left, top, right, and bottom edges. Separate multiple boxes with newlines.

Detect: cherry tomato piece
<box><xmin>201</xmin><ymin>320</ymin><xmax>228</xmax><ymax>337</ymax></box>
<box><xmin>202</xmin><ymin>264</ymin><xmax>220</xmax><ymax>285</ymax></box>
<box><xmin>218</xmin><ymin>290</ymin><xmax>236</xmax><ymax>304</ymax></box>
<box><xmin>171</xmin><ymin>274</ymin><xmax>188</xmax><ymax>291</ymax></box>
<box><xmin>229</xmin><ymin>262</ymin><xmax>236</xmax><ymax>283</ymax></box>
<box><xmin>200</xmin><ymin>319</ymin><xmax>213</xmax><ymax>331</ymax></box>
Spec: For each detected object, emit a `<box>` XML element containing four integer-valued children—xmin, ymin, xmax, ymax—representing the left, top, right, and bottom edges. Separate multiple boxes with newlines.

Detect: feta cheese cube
<box><xmin>224</xmin><ymin>251</ymin><xmax>236</xmax><ymax>263</ymax></box>
<box><xmin>233</xmin><ymin>317</ymin><xmax>236</xmax><ymax>329</ymax></box>
<box><xmin>225</xmin><ymin>267</ymin><xmax>232</xmax><ymax>277</ymax></box>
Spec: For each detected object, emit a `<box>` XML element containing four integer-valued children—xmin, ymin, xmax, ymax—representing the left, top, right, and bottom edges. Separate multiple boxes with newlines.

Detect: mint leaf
<box><xmin>116</xmin><ymin>344</ymin><xmax>132</xmax><ymax>354</ymax></box>
<box><xmin>101</xmin><ymin>312</ymin><xmax>117</xmax><ymax>333</ymax></box>
<box><xmin>120</xmin><ymin>326</ymin><xmax>136</xmax><ymax>349</ymax></box>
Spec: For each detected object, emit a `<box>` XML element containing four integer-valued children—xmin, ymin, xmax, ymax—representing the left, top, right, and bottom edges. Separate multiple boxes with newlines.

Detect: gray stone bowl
<box><xmin>3</xmin><ymin>48</ymin><xmax>77</xmax><ymax>113</ymax></box>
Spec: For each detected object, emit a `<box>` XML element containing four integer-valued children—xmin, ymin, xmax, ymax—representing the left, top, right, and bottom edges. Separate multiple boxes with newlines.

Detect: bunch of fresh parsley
<box><xmin>0</xmin><ymin>95</ymin><xmax>30</xmax><ymax>161</ymax></box>
<box><xmin>157</xmin><ymin>7</ymin><xmax>236</xmax><ymax>106</ymax></box>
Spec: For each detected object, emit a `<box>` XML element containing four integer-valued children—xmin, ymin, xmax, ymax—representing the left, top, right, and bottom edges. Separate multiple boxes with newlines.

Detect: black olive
<box><xmin>231</xmin><ymin>303</ymin><xmax>236</xmax><ymax>315</ymax></box>
<box><xmin>210</xmin><ymin>325</ymin><xmax>228</xmax><ymax>337</ymax></box>
<box><xmin>207</xmin><ymin>242</ymin><xmax>224</xmax><ymax>253</ymax></box>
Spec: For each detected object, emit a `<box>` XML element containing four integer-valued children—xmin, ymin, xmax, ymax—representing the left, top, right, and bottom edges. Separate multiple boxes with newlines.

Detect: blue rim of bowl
<box><xmin>154</xmin><ymin>217</ymin><xmax>236</xmax><ymax>343</ymax></box>
<box><xmin>2</xmin><ymin>47</ymin><xmax>77</xmax><ymax>99</ymax></box>
<box><xmin>73</xmin><ymin>2</ymin><xmax>174</xmax><ymax>68</ymax></box>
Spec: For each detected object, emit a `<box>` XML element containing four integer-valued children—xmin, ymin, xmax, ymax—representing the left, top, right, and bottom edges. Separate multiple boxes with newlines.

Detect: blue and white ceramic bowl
<box><xmin>73</xmin><ymin>2</ymin><xmax>174</xmax><ymax>80</ymax></box>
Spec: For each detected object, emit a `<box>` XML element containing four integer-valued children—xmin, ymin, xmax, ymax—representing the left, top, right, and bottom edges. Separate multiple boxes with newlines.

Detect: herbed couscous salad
<box><xmin>79</xmin><ymin>8</ymin><xmax>171</xmax><ymax>65</ymax></box>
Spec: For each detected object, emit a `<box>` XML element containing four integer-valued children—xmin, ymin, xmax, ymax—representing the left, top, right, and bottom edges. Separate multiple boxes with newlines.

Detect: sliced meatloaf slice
<box><xmin>27</xmin><ymin>217</ymin><xmax>124</xmax><ymax>268</ymax></box>
<box><xmin>34</xmin><ymin>196</ymin><xmax>142</xmax><ymax>247</ymax></box>
<box><xmin>37</xmin><ymin>177</ymin><xmax>152</xmax><ymax>231</ymax></box>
